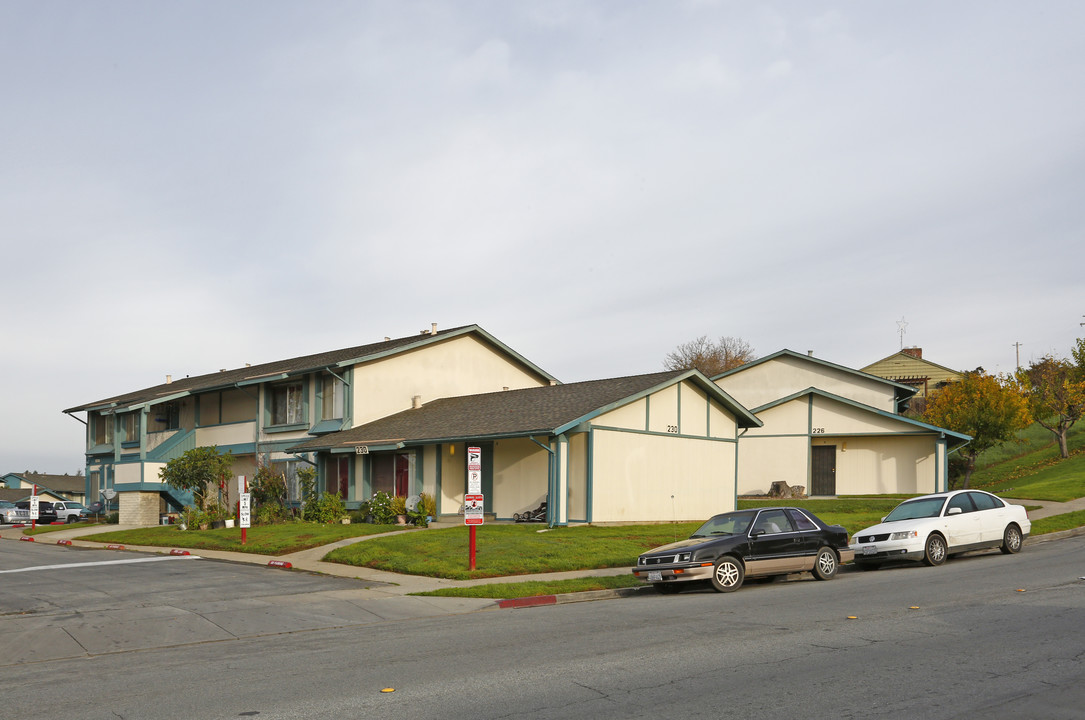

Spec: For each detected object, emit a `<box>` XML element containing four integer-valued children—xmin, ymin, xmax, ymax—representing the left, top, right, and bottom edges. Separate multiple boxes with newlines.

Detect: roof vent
<box><xmin>166</xmin><ymin>375</ymin><xmax>172</xmax><ymax>384</ymax></box>
<box><xmin>431</xmin><ymin>322</ymin><xmax>438</xmax><ymax>335</ymax></box>
<box><xmin>412</xmin><ymin>395</ymin><xmax>423</xmax><ymax>409</ymax></box>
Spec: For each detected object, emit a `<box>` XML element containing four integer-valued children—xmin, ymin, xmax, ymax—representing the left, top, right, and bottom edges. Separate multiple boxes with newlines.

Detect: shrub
<box><xmin>418</xmin><ymin>492</ymin><xmax>437</xmax><ymax>518</ymax></box>
<box><xmin>390</xmin><ymin>495</ymin><xmax>407</xmax><ymax>516</ymax></box>
<box><xmin>368</xmin><ymin>491</ymin><xmax>396</xmax><ymax>524</ymax></box>
<box><xmin>255</xmin><ymin>504</ymin><xmax>290</xmax><ymax>525</ymax></box>
<box><xmin>252</xmin><ymin>464</ymin><xmax>288</xmax><ymax>512</ymax></box>
<box><xmin>306</xmin><ymin>492</ymin><xmax>346</xmax><ymax>524</ymax></box>
<box><xmin>106</xmin><ymin>511</ymin><xmax>119</xmax><ymax>524</ymax></box>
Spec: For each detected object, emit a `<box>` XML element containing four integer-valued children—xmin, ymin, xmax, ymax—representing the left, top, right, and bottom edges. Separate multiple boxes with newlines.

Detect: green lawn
<box><xmin>971</xmin><ymin>450</ymin><xmax>1085</xmax><ymax>502</ymax></box>
<box><xmin>76</xmin><ymin>521</ymin><xmax>406</xmax><ymax>555</ymax></box>
<box><xmin>324</xmin><ymin>523</ymin><xmax>702</xmax><ymax>580</ymax></box>
<box><xmin>1030</xmin><ymin>511</ymin><xmax>1085</xmax><ymax>536</ymax></box>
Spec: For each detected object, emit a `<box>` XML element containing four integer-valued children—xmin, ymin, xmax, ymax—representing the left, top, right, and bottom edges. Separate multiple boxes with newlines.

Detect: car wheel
<box><xmin>923</xmin><ymin>533</ymin><xmax>947</xmax><ymax>566</ymax></box>
<box><xmin>66</xmin><ymin>515</ymin><xmax>78</xmax><ymax>524</ymax></box>
<box><xmin>1001</xmin><ymin>524</ymin><xmax>1023</xmax><ymax>554</ymax></box>
<box><xmin>710</xmin><ymin>556</ymin><xmax>744</xmax><ymax>593</ymax></box>
<box><xmin>654</xmin><ymin>583</ymin><xmax>681</xmax><ymax>594</ymax></box>
<box><xmin>812</xmin><ymin>547</ymin><xmax>838</xmax><ymax>580</ymax></box>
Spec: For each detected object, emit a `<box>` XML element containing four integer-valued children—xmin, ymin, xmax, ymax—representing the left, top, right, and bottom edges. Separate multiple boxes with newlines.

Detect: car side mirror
<box><xmin>947</xmin><ymin>507</ymin><xmax>962</xmax><ymax>515</ymax></box>
<box><xmin>750</xmin><ymin>529</ymin><xmax>766</xmax><ymax>537</ymax></box>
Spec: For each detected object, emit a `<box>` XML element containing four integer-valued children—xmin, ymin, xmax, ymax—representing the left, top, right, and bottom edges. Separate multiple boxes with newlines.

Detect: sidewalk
<box><xmin>1003</xmin><ymin>497</ymin><xmax>1085</xmax><ymax>521</ymax></box>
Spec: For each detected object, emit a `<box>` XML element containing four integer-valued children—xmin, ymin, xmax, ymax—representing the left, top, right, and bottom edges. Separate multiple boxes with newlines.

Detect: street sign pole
<box><xmin>466</xmin><ymin>446</ymin><xmax>484</xmax><ymax>570</ymax></box>
<box><xmin>31</xmin><ymin>484</ymin><xmax>38</xmax><ymax>530</ymax></box>
<box><xmin>238</xmin><ymin>475</ymin><xmax>250</xmax><ymax>545</ymax></box>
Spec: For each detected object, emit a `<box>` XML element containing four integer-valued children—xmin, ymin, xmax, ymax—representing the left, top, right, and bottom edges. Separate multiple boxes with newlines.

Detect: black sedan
<box><xmin>632</xmin><ymin>507</ymin><xmax>855</xmax><ymax>593</ymax></box>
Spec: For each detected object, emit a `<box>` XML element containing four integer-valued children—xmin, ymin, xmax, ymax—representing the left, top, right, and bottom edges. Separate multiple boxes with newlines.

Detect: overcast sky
<box><xmin>2</xmin><ymin>1</ymin><xmax>1083</xmax><ymax>476</ymax></box>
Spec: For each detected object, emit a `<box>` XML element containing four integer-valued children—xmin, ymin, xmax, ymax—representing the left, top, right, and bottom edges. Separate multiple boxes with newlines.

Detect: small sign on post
<box><xmin>237</xmin><ymin>476</ymin><xmax>249</xmax><ymax>544</ymax></box>
<box><xmin>464</xmin><ymin>494</ymin><xmax>485</xmax><ymax>525</ymax></box>
<box><xmin>465</xmin><ymin>446</ymin><xmax>484</xmax><ymax>571</ymax></box>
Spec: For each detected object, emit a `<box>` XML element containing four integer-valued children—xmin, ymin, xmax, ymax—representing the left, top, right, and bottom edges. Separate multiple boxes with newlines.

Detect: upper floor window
<box><xmin>320</xmin><ymin>374</ymin><xmax>345</xmax><ymax>420</ymax></box>
<box><xmin>91</xmin><ymin>414</ymin><xmax>113</xmax><ymax>447</ymax></box>
<box><xmin>120</xmin><ymin>412</ymin><xmax>140</xmax><ymax>443</ymax></box>
<box><xmin>269</xmin><ymin>382</ymin><xmax>304</xmax><ymax>426</ymax></box>
<box><xmin>153</xmin><ymin>401</ymin><xmax>180</xmax><ymax>431</ymax></box>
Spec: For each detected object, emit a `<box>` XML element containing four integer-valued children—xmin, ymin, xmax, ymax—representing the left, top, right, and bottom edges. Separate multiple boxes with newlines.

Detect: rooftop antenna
<box><xmin>896</xmin><ymin>316</ymin><xmax>908</xmax><ymax>350</ymax></box>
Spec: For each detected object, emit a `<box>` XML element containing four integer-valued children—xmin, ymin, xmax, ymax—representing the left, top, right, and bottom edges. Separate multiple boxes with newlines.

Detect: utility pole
<box><xmin>1012</xmin><ymin>342</ymin><xmax>1022</xmax><ymax>371</ymax></box>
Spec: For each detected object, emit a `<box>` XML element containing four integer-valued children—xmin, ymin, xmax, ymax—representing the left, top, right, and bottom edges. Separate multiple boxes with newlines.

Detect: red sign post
<box><xmin>465</xmin><ymin>445</ymin><xmax>484</xmax><ymax>570</ymax></box>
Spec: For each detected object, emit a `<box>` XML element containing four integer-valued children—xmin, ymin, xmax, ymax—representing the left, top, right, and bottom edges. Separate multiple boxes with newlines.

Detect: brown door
<box><xmin>811</xmin><ymin>446</ymin><xmax>837</xmax><ymax>496</ymax></box>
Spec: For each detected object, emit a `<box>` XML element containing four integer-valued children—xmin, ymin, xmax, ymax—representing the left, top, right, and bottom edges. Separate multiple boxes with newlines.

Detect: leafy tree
<box><xmin>664</xmin><ymin>335</ymin><xmax>755</xmax><ymax>377</ymax></box>
<box><xmin>158</xmin><ymin>446</ymin><xmax>233</xmax><ymax>510</ymax></box>
<box><xmin>923</xmin><ymin>371</ymin><xmax>1029</xmax><ymax>488</ymax></box>
<box><xmin>1016</xmin><ymin>354</ymin><xmax>1085</xmax><ymax>458</ymax></box>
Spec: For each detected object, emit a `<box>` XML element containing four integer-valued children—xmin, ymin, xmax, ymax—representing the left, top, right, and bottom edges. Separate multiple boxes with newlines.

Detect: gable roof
<box><xmin>2</xmin><ymin>472</ymin><xmax>85</xmax><ymax>494</ymax></box>
<box><xmin>751</xmin><ymin>387</ymin><xmax>971</xmax><ymax>450</ymax></box>
<box><xmin>861</xmin><ymin>350</ymin><xmax>963</xmax><ymax>377</ymax></box>
<box><xmin>64</xmin><ymin>325</ymin><xmax>557</xmax><ymax>414</ymax></box>
<box><xmin>289</xmin><ymin>369</ymin><xmax>760</xmax><ymax>453</ymax></box>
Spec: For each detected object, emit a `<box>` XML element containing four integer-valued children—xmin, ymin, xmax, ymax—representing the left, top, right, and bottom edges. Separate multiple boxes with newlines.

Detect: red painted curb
<box><xmin>497</xmin><ymin>595</ymin><xmax>557</xmax><ymax>609</ymax></box>
<box><xmin>268</xmin><ymin>560</ymin><xmax>293</xmax><ymax>569</ymax></box>
<box><xmin>107</xmin><ymin>544</ymin><xmax>125</xmax><ymax>550</ymax></box>
<box><xmin>19</xmin><ymin>536</ymin><xmax>34</xmax><ymax>542</ymax></box>
<box><xmin>13</xmin><ymin>524</ymin><xmax>26</xmax><ymax>528</ymax></box>
<box><xmin>57</xmin><ymin>540</ymin><xmax>72</xmax><ymax>546</ymax></box>
<box><xmin>169</xmin><ymin>549</ymin><xmax>190</xmax><ymax>556</ymax></box>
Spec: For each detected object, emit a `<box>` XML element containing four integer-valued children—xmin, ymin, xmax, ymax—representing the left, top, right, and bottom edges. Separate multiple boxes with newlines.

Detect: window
<box><xmin>948</xmin><ymin>494</ymin><xmax>976</xmax><ymax>514</ymax></box>
<box><xmin>154</xmin><ymin>401</ymin><xmax>180</xmax><ymax>431</ymax></box>
<box><xmin>325</xmin><ymin>456</ymin><xmax>349</xmax><ymax>498</ymax></box>
<box><xmin>371</xmin><ymin>453</ymin><xmax>412</xmax><ymax>497</ymax></box>
<box><xmin>786</xmin><ymin>508</ymin><xmax>818</xmax><ymax>531</ymax></box>
<box><xmin>269</xmin><ymin>382</ymin><xmax>304</xmax><ymax>425</ymax></box>
<box><xmin>753</xmin><ymin>509</ymin><xmax>794</xmax><ymax>535</ymax></box>
<box><xmin>320</xmin><ymin>374</ymin><xmax>345</xmax><ymax>420</ymax></box>
<box><xmin>91</xmin><ymin>413</ymin><xmax>114</xmax><ymax>447</ymax></box>
<box><xmin>120</xmin><ymin>412</ymin><xmax>140</xmax><ymax>443</ymax></box>
<box><xmin>968</xmin><ymin>492</ymin><xmax>1001</xmax><ymax>511</ymax></box>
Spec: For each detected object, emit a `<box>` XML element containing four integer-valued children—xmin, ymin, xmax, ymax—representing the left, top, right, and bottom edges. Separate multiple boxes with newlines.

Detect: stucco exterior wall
<box><xmin>352</xmin><ymin>335</ymin><xmax>550</xmax><ymax>425</ymax></box>
<box><xmin>439</xmin><ymin>443</ymin><xmax>466</xmax><ymax>515</ymax></box>
<box><xmin>736</xmin><ymin>436</ymin><xmax>809</xmax><ymax>496</ymax></box>
<box><xmin>196</xmin><ymin>422</ymin><xmax>257</xmax><ymax>447</ymax></box>
<box><xmin>597</xmin><ymin>398</ymin><xmax>646</xmax><ymax>429</ymax></box>
<box><xmin>717</xmin><ymin>355</ymin><xmax>898</xmax><ymax>412</ymax></box>
<box><xmin>811</xmin><ymin>396</ymin><xmax>918</xmax><ymax>434</ymax></box>
<box><xmin>590</xmin><ymin>430</ymin><xmax>736</xmax><ymax>523</ymax></box>
<box><xmin>816</xmin><ymin>436</ymin><xmax>937</xmax><ymax>495</ymax></box>
<box><xmin>491</xmin><ymin>437</ymin><xmax>551</xmax><ymax>519</ymax></box>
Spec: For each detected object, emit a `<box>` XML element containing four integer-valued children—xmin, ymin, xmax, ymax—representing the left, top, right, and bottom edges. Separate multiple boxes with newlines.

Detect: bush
<box><xmin>306</xmin><ymin>492</ymin><xmax>346</xmax><ymax>524</ymax></box>
<box><xmin>106</xmin><ymin>512</ymin><xmax>119</xmax><ymax>524</ymax></box>
<box><xmin>368</xmin><ymin>491</ymin><xmax>396</xmax><ymax>524</ymax></box>
<box><xmin>252</xmin><ymin>464</ymin><xmax>288</xmax><ymax>512</ymax></box>
<box><xmin>390</xmin><ymin>495</ymin><xmax>407</xmax><ymax>516</ymax></box>
<box><xmin>255</xmin><ymin>504</ymin><xmax>290</xmax><ymax>525</ymax></box>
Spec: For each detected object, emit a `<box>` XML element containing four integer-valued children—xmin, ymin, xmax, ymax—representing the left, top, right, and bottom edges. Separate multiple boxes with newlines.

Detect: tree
<box><xmin>664</xmin><ymin>335</ymin><xmax>755</xmax><ymax>377</ymax></box>
<box><xmin>1016</xmin><ymin>353</ymin><xmax>1085</xmax><ymax>458</ymax></box>
<box><xmin>159</xmin><ymin>446</ymin><xmax>233</xmax><ymax>510</ymax></box>
<box><xmin>923</xmin><ymin>371</ymin><xmax>1029</xmax><ymax>488</ymax></box>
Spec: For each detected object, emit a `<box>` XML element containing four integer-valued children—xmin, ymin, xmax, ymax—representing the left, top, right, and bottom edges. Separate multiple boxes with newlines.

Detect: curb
<box><xmin>496</xmin><ymin>586</ymin><xmax>647</xmax><ymax>609</ymax></box>
<box><xmin>1024</xmin><ymin>526</ymin><xmax>1085</xmax><ymax>545</ymax></box>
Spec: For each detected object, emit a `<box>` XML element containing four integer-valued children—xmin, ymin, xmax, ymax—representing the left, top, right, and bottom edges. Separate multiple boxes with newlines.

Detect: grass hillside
<box><xmin>968</xmin><ymin>421</ymin><xmax>1085</xmax><ymax>502</ymax></box>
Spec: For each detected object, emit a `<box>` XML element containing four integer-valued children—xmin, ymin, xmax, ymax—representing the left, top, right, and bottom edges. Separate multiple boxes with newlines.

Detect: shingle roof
<box><xmin>4</xmin><ymin>473</ymin><xmax>86</xmax><ymax>493</ymax></box>
<box><xmin>289</xmin><ymin>369</ymin><xmax>759</xmax><ymax>452</ymax></box>
<box><xmin>64</xmin><ymin>325</ymin><xmax>555</xmax><ymax>413</ymax></box>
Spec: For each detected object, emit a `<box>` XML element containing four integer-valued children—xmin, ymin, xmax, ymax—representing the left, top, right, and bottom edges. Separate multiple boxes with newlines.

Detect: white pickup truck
<box><xmin>51</xmin><ymin>500</ymin><xmax>92</xmax><ymax>524</ymax></box>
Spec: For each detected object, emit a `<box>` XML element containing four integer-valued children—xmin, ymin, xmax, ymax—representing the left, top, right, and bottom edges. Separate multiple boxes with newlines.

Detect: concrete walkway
<box><xmin>1004</xmin><ymin>497</ymin><xmax>1085</xmax><ymax>520</ymax></box>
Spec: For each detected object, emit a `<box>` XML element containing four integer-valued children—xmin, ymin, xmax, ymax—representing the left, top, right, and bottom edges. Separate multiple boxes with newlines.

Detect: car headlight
<box><xmin>675</xmin><ymin>552</ymin><xmax>691</xmax><ymax>563</ymax></box>
<box><xmin>890</xmin><ymin>530</ymin><xmax>918</xmax><ymax>540</ymax></box>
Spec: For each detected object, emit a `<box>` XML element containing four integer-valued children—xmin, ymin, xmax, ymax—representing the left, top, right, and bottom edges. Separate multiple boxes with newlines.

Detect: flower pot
<box><xmin>396</xmin><ymin>514</ymin><xmax>407</xmax><ymax>525</ymax></box>
<box><xmin>211</xmin><ymin>520</ymin><xmax>226</xmax><ymax>529</ymax></box>
<box><xmin>224</xmin><ymin>519</ymin><xmax>235</xmax><ymax>529</ymax></box>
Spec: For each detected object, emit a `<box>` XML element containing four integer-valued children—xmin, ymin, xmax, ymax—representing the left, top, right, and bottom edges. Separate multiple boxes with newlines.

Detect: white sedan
<box><xmin>851</xmin><ymin>490</ymin><xmax>1030</xmax><ymax>569</ymax></box>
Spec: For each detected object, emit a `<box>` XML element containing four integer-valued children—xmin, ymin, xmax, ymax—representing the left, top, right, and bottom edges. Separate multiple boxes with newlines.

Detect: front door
<box><xmin>811</xmin><ymin>445</ymin><xmax>837</xmax><ymax>496</ymax></box>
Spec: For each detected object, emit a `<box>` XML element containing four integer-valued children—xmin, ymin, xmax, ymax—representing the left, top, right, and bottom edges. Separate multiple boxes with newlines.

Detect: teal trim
<box><xmin>329</xmin><ymin>442</ymin><xmax>404</xmax><ymax>454</ymax></box>
<box><xmin>309</xmin><ymin>419</ymin><xmax>344</xmax><ymax>434</ymax></box>
<box><xmin>590</xmin><ymin>424</ymin><xmax>738</xmax><ymax>443</ymax></box>
<box><xmin>644</xmin><ymin>395</ymin><xmax>650</xmax><ymax>432</ymax></box>
<box><xmin>139</xmin><ymin>408</ymin><xmax>148</xmax><ymax>460</ymax></box>
<box><xmin>554</xmin><ymin>434</ymin><xmax>568</xmax><ymax>526</ymax></box>
<box><xmin>586</xmin><ymin>429</ymin><xmax>594</xmax><ymax>524</ymax></box>
<box><xmin>435</xmin><ymin>444</ymin><xmax>443</xmax><ymax>515</ymax></box>
<box><xmin>552</xmin><ymin>369</ymin><xmax>760</xmax><ymax>436</ymax></box>
<box><xmin>264</xmin><ymin>423</ymin><xmax>308</xmax><ymax>434</ymax></box>
<box><xmin>676</xmin><ymin>383</ymin><xmax>682</xmax><ymax>435</ymax></box>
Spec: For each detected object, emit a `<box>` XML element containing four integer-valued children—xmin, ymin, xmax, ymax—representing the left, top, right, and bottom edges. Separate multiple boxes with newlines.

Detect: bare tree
<box><xmin>664</xmin><ymin>336</ymin><xmax>755</xmax><ymax>377</ymax></box>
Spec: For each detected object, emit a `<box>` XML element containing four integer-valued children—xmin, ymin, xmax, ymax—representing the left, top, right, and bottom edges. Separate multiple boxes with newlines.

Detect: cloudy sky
<box><xmin>2</xmin><ymin>1</ymin><xmax>1083</xmax><ymax>475</ymax></box>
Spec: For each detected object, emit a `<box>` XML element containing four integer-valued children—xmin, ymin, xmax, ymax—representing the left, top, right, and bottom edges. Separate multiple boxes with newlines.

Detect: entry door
<box><xmin>811</xmin><ymin>446</ymin><xmax>837</xmax><ymax>496</ymax></box>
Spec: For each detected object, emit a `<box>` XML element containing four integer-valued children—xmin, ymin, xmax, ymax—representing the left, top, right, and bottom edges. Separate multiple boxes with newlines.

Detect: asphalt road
<box><xmin>2</xmin><ymin>534</ymin><xmax>1083</xmax><ymax>719</ymax></box>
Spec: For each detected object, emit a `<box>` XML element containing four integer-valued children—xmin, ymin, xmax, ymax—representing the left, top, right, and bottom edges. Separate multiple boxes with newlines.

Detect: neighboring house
<box><xmin>714</xmin><ymin>350</ymin><xmax>970</xmax><ymax>497</ymax></box>
<box><xmin>290</xmin><ymin>370</ymin><xmax>760</xmax><ymax>524</ymax></box>
<box><xmin>1</xmin><ymin>472</ymin><xmax>86</xmax><ymax>502</ymax></box>
<box><xmin>64</xmin><ymin>325</ymin><xmax>556</xmax><ymax>525</ymax></box>
<box><xmin>861</xmin><ymin>348</ymin><xmax>963</xmax><ymax>399</ymax></box>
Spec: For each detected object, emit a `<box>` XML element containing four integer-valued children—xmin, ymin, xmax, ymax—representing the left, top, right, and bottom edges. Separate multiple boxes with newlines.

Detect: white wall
<box><xmin>718</xmin><ymin>354</ymin><xmax>898</xmax><ymax>411</ymax></box>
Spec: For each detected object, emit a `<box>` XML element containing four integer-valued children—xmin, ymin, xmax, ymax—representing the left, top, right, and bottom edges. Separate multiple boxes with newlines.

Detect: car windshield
<box><xmin>0</xmin><ymin>501</ymin><xmax>13</xmax><ymax>508</ymax></box>
<box><xmin>884</xmin><ymin>497</ymin><xmax>947</xmax><ymax>521</ymax></box>
<box><xmin>66</xmin><ymin>502</ymin><xmax>87</xmax><ymax>509</ymax></box>
<box><xmin>691</xmin><ymin>511</ymin><xmax>756</xmax><ymax>538</ymax></box>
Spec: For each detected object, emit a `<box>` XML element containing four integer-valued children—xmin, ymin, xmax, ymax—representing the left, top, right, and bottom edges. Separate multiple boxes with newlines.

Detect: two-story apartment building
<box><xmin>63</xmin><ymin>325</ymin><xmax>556</xmax><ymax>525</ymax></box>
